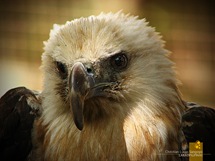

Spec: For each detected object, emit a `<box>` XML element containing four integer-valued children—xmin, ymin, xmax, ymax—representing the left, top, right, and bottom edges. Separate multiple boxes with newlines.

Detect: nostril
<box><xmin>86</xmin><ymin>67</ymin><xmax>92</xmax><ymax>73</ymax></box>
<box><xmin>84</xmin><ymin>63</ymin><xmax>94</xmax><ymax>75</ymax></box>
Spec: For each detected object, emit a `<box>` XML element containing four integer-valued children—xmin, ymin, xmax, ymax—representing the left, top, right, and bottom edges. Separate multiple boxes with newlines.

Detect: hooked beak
<box><xmin>69</xmin><ymin>62</ymin><xmax>94</xmax><ymax>130</ymax></box>
<box><xmin>69</xmin><ymin>62</ymin><xmax>115</xmax><ymax>130</ymax></box>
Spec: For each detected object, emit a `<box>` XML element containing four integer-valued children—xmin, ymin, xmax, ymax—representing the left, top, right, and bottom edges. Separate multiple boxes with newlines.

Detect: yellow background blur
<box><xmin>0</xmin><ymin>0</ymin><xmax>214</xmax><ymax>106</ymax></box>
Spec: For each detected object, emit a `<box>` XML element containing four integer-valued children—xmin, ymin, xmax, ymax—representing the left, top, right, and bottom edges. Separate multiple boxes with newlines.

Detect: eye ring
<box><xmin>110</xmin><ymin>52</ymin><xmax>128</xmax><ymax>71</ymax></box>
<box><xmin>55</xmin><ymin>61</ymin><xmax>68</xmax><ymax>79</ymax></box>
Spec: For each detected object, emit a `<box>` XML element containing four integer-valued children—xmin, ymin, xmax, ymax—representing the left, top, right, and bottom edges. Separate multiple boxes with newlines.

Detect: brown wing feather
<box><xmin>0</xmin><ymin>87</ymin><xmax>41</xmax><ymax>161</ymax></box>
<box><xmin>182</xmin><ymin>102</ymin><xmax>215</xmax><ymax>161</ymax></box>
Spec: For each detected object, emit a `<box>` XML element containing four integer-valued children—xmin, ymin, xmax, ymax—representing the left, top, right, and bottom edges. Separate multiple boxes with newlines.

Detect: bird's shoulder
<box><xmin>182</xmin><ymin>101</ymin><xmax>215</xmax><ymax>160</ymax></box>
<box><xmin>182</xmin><ymin>102</ymin><xmax>215</xmax><ymax>133</ymax></box>
<box><xmin>0</xmin><ymin>87</ymin><xmax>42</xmax><ymax>161</ymax></box>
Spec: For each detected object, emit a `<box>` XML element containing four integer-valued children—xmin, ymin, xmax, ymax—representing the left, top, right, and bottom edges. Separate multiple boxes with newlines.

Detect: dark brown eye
<box><xmin>110</xmin><ymin>53</ymin><xmax>128</xmax><ymax>71</ymax></box>
<box><xmin>55</xmin><ymin>61</ymin><xmax>68</xmax><ymax>79</ymax></box>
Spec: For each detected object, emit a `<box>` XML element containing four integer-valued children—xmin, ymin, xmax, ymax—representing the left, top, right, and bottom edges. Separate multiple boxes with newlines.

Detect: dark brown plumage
<box><xmin>0</xmin><ymin>87</ymin><xmax>41</xmax><ymax>161</ymax></box>
<box><xmin>182</xmin><ymin>103</ymin><xmax>215</xmax><ymax>161</ymax></box>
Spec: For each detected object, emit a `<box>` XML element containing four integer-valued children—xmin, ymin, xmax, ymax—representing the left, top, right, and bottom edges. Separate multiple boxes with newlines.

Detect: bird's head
<box><xmin>41</xmin><ymin>12</ymin><xmax>182</xmax><ymax>131</ymax></box>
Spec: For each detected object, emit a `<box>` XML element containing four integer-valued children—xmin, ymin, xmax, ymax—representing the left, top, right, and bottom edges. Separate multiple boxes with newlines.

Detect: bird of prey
<box><xmin>0</xmin><ymin>12</ymin><xmax>215</xmax><ymax>161</ymax></box>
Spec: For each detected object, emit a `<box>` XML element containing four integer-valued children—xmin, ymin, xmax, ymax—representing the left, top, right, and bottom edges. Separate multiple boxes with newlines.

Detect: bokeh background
<box><xmin>0</xmin><ymin>0</ymin><xmax>214</xmax><ymax>106</ymax></box>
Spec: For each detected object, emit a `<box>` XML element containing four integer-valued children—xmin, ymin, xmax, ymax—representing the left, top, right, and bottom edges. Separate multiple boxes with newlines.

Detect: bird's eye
<box><xmin>110</xmin><ymin>53</ymin><xmax>128</xmax><ymax>71</ymax></box>
<box><xmin>55</xmin><ymin>61</ymin><xmax>68</xmax><ymax>79</ymax></box>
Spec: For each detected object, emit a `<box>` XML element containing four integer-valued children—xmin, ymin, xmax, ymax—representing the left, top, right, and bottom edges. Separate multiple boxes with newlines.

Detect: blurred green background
<box><xmin>0</xmin><ymin>0</ymin><xmax>214</xmax><ymax>107</ymax></box>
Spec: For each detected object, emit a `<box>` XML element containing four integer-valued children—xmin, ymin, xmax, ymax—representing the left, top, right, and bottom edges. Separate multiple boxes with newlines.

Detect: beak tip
<box><xmin>75</xmin><ymin>120</ymin><xmax>84</xmax><ymax>131</ymax></box>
